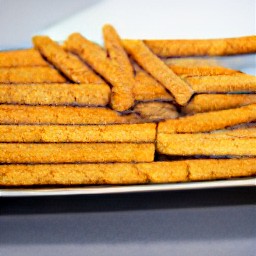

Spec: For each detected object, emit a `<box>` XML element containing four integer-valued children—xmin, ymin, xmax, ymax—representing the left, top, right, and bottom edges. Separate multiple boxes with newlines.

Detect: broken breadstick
<box><xmin>65</xmin><ymin>33</ymin><xmax>134</xmax><ymax>111</ymax></box>
<box><xmin>0</xmin><ymin>67</ymin><xmax>66</xmax><ymax>83</ymax></box>
<box><xmin>0</xmin><ymin>83</ymin><xmax>110</xmax><ymax>106</ymax></box>
<box><xmin>186</xmin><ymin>74</ymin><xmax>256</xmax><ymax>93</ymax></box>
<box><xmin>0</xmin><ymin>158</ymin><xmax>255</xmax><ymax>186</ymax></box>
<box><xmin>33</xmin><ymin>36</ymin><xmax>105</xmax><ymax>84</ymax></box>
<box><xmin>122</xmin><ymin>39</ymin><xmax>193</xmax><ymax>105</ymax></box>
<box><xmin>0</xmin><ymin>105</ymin><xmax>139</xmax><ymax>125</ymax></box>
<box><xmin>158</xmin><ymin>104</ymin><xmax>256</xmax><ymax>133</ymax></box>
<box><xmin>183</xmin><ymin>94</ymin><xmax>256</xmax><ymax>114</ymax></box>
<box><xmin>144</xmin><ymin>36</ymin><xmax>256</xmax><ymax>57</ymax></box>
<box><xmin>0</xmin><ymin>143</ymin><xmax>155</xmax><ymax>164</ymax></box>
<box><xmin>0</xmin><ymin>123</ymin><xmax>156</xmax><ymax>143</ymax></box>
<box><xmin>134</xmin><ymin>102</ymin><xmax>178</xmax><ymax>121</ymax></box>
<box><xmin>0</xmin><ymin>48</ymin><xmax>48</xmax><ymax>67</ymax></box>
<box><xmin>157</xmin><ymin>132</ymin><xmax>256</xmax><ymax>156</ymax></box>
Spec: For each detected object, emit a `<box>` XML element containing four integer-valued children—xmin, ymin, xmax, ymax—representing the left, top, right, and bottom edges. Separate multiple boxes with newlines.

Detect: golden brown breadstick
<box><xmin>0</xmin><ymin>161</ymin><xmax>188</xmax><ymax>186</ymax></box>
<box><xmin>157</xmin><ymin>133</ymin><xmax>256</xmax><ymax>156</ymax></box>
<box><xmin>65</xmin><ymin>33</ymin><xmax>134</xmax><ymax>111</ymax></box>
<box><xmin>1</xmin><ymin>158</ymin><xmax>255</xmax><ymax>186</ymax></box>
<box><xmin>171</xmin><ymin>66</ymin><xmax>238</xmax><ymax>76</ymax></box>
<box><xmin>134</xmin><ymin>70</ymin><xmax>173</xmax><ymax>101</ymax></box>
<box><xmin>164</xmin><ymin>58</ymin><xmax>238</xmax><ymax>76</ymax></box>
<box><xmin>134</xmin><ymin>102</ymin><xmax>178</xmax><ymax>121</ymax></box>
<box><xmin>103</xmin><ymin>24</ymin><xmax>134</xmax><ymax>76</ymax></box>
<box><xmin>158</xmin><ymin>104</ymin><xmax>256</xmax><ymax>133</ymax></box>
<box><xmin>212</xmin><ymin>126</ymin><xmax>256</xmax><ymax>137</ymax></box>
<box><xmin>144</xmin><ymin>36</ymin><xmax>256</xmax><ymax>57</ymax></box>
<box><xmin>122</xmin><ymin>40</ymin><xmax>193</xmax><ymax>105</ymax></box>
<box><xmin>186</xmin><ymin>74</ymin><xmax>256</xmax><ymax>93</ymax></box>
<box><xmin>187</xmin><ymin>158</ymin><xmax>256</xmax><ymax>181</ymax></box>
<box><xmin>0</xmin><ymin>48</ymin><xmax>48</xmax><ymax>67</ymax></box>
<box><xmin>183</xmin><ymin>94</ymin><xmax>256</xmax><ymax>114</ymax></box>
<box><xmin>0</xmin><ymin>143</ymin><xmax>155</xmax><ymax>164</ymax></box>
<box><xmin>0</xmin><ymin>83</ymin><xmax>110</xmax><ymax>106</ymax></box>
<box><xmin>0</xmin><ymin>67</ymin><xmax>66</xmax><ymax>83</ymax></box>
<box><xmin>0</xmin><ymin>123</ymin><xmax>156</xmax><ymax>143</ymax></box>
<box><xmin>33</xmin><ymin>36</ymin><xmax>105</xmax><ymax>84</ymax></box>
<box><xmin>0</xmin><ymin>105</ymin><xmax>139</xmax><ymax>125</ymax></box>
<box><xmin>164</xmin><ymin>57</ymin><xmax>219</xmax><ymax>67</ymax></box>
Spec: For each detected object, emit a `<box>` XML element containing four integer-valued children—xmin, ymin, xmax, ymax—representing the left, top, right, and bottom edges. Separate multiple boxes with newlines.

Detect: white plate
<box><xmin>1</xmin><ymin>177</ymin><xmax>255</xmax><ymax>197</ymax></box>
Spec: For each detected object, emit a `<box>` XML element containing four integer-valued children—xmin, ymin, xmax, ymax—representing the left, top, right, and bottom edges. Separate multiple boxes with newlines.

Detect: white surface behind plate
<box><xmin>39</xmin><ymin>0</ymin><xmax>256</xmax><ymax>44</ymax></box>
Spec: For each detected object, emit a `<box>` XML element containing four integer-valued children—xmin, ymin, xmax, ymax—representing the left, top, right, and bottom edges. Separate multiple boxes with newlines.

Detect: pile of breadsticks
<box><xmin>0</xmin><ymin>25</ymin><xmax>255</xmax><ymax>186</ymax></box>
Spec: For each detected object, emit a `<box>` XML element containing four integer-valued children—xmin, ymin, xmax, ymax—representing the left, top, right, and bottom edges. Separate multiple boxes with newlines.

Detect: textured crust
<box><xmin>134</xmin><ymin>102</ymin><xmax>178</xmax><ymax>121</ymax></box>
<box><xmin>0</xmin><ymin>123</ymin><xmax>156</xmax><ymax>143</ymax></box>
<box><xmin>158</xmin><ymin>104</ymin><xmax>256</xmax><ymax>133</ymax></box>
<box><xmin>183</xmin><ymin>94</ymin><xmax>256</xmax><ymax>114</ymax></box>
<box><xmin>187</xmin><ymin>158</ymin><xmax>256</xmax><ymax>181</ymax></box>
<box><xmin>0</xmin><ymin>48</ymin><xmax>48</xmax><ymax>67</ymax></box>
<box><xmin>144</xmin><ymin>36</ymin><xmax>256</xmax><ymax>57</ymax></box>
<box><xmin>186</xmin><ymin>74</ymin><xmax>256</xmax><ymax>93</ymax></box>
<box><xmin>0</xmin><ymin>105</ymin><xmax>139</xmax><ymax>125</ymax></box>
<box><xmin>211</xmin><ymin>126</ymin><xmax>256</xmax><ymax>136</ymax></box>
<box><xmin>0</xmin><ymin>143</ymin><xmax>155</xmax><ymax>164</ymax></box>
<box><xmin>157</xmin><ymin>133</ymin><xmax>256</xmax><ymax>156</ymax></box>
<box><xmin>65</xmin><ymin>33</ymin><xmax>134</xmax><ymax>111</ymax></box>
<box><xmin>0</xmin><ymin>83</ymin><xmax>110</xmax><ymax>106</ymax></box>
<box><xmin>122</xmin><ymin>40</ymin><xmax>193</xmax><ymax>105</ymax></box>
<box><xmin>0</xmin><ymin>67</ymin><xmax>66</xmax><ymax>83</ymax></box>
<box><xmin>0</xmin><ymin>162</ymin><xmax>187</xmax><ymax>186</ymax></box>
<box><xmin>164</xmin><ymin>57</ymin><xmax>222</xmax><ymax>67</ymax></box>
<box><xmin>170</xmin><ymin>66</ymin><xmax>238</xmax><ymax>76</ymax></box>
<box><xmin>103</xmin><ymin>24</ymin><xmax>134</xmax><ymax>76</ymax></box>
<box><xmin>33</xmin><ymin>36</ymin><xmax>105</xmax><ymax>84</ymax></box>
<box><xmin>164</xmin><ymin>57</ymin><xmax>238</xmax><ymax>76</ymax></box>
<box><xmin>0</xmin><ymin>159</ymin><xmax>255</xmax><ymax>186</ymax></box>
<box><xmin>134</xmin><ymin>70</ymin><xmax>173</xmax><ymax>101</ymax></box>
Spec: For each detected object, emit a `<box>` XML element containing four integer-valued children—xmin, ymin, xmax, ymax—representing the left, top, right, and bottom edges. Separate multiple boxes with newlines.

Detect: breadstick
<box><xmin>65</xmin><ymin>33</ymin><xmax>134</xmax><ymax>111</ymax></box>
<box><xmin>0</xmin><ymin>83</ymin><xmax>110</xmax><ymax>106</ymax></box>
<box><xmin>1</xmin><ymin>158</ymin><xmax>255</xmax><ymax>186</ymax></box>
<box><xmin>0</xmin><ymin>48</ymin><xmax>48</xmax><ymax>67</ymax></box>
<box><xmin>134</xmin><ymin>70</ymin><xmax>173</xmax><ymax>101</ymax></box>
<box><xmin>33</xmin><ymin>36</ymin><xmax>105</xmax><ymax>84</ymax></box>
<box><xmin>0</xmin><ymin>161</ymin><xmax>188</xmax><ymax>186</ymax></box>
<box><xmin>164</xmin><ymin>57</ymin><xmax>219</xmax><ymax>67</ymax></box>
<box><xmin>0</xmin><ymin>143</ymin><xmax>155</xmax><ymax>164</ymax></box>
<box><xmin>122</xmin><ymin>40</ymin><xmax>193</xmax><ymax>105</ymax></box>
<box><xmin>186</xmin><ymin>74</ymin><xmax>256</xmax><ymax>93</ymax></box>
<box><xmin>103</xmin><ymin>24</ymin><xmax>134</xmax><ymax>76</ymax></box>
<box><xmin>164</xmin><ymin>58</ymin><xmax>238</xmax><ymax>76</ymax></box>
<box><xmin>134</xmin><ymin>102</ymin><xmax>178</xmax><ymax>121</ymax></box>
<box><xmin>158</xmin><ymin>104</ymin><xmax>256</xmax><ymax>133</ymax></box>
<box><xmin>157</xmin><ymin>133</ymin><xmax>256</xmax><ymax>156</ymax></box>
<box><xmin>0</xmin><ymin>105</ymin><xmax>138</xmax><ymax>125</ymax></box>
<box><xmin>187</xmin><ymin>158</ymin><xmax>256</xmax><ymax>181</ymax></box>
<box><xmin>0</xmin><ymin>123</ymin><xmax>156</xmax><ymax>143</ymax></box>
<box><xmin>0</xmin><ymin>67</ymin><xmax>66</xmax><ymax>83</ymax></box>
<box><xmin>212</xmin><ymin>126</ymin><xmax>256</xmax><ymax>137</ymax></box>
<box><xmin>144</xmin><ymin>36</ymin><xmax>256</xmax><ymax>57</ymax></box>
<box><xmin>183</xmin><ymin>94</ymin><xmax>256</xmax><ymax>114</ymax></box>
<box><xmin>171</xmin><ymin>66</ymin><xmax>238</xmax><ymax>76</ymax></box>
